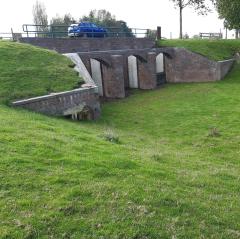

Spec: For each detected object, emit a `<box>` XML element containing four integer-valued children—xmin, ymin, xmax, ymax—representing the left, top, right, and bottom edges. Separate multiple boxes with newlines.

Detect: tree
<box><xmin>32</xmin><ymin>1</ymin><xmax>48</xmax><ymax>35</ymax></box>
<box><xmin>80</xmin><ymin>9</ymin><xmax>133</xmax><ymax>37</ymax></box>
<box><xmin>170</xmin><ymin>0</ymin><xmax>212</xmax><ymax>39</ymax></box>
<box><xmin>50</xmin><ymin>14</ymin><xmax>76</xmax><ymax>37</ymax></box>
<box><xmin>214</xmin><ymin>0</ymin><xmax>240</xmax><ymax>39</ymax></box>
<box><xmin>51</xmin><ymin>13</ymin><xmax>76</xmax><ymax>26</ymax></box>
<box><xmin>81</xmin><ymin>9</ymin><xmax>114</xmax><ymax>26</ymax></box>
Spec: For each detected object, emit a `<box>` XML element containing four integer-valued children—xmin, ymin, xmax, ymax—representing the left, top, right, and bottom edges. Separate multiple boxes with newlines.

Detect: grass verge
<box><xmin>158</xmin><ymin>39</ymin><xmax>240</xmax><ymax>61</ymax></box>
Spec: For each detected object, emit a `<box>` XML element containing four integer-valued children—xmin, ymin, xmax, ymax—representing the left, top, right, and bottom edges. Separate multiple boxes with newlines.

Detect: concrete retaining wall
<box><xmin>165</xmin><ymin>48</ymin><xmax>234</xmax><ymax>83</ymax></box>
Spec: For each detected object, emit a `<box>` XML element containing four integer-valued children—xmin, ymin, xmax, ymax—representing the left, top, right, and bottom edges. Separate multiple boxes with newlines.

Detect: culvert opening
<box><xmin>65</xmin><ymin>106</ymin><xmax>94</xmax><ymax>121</ymax></box>
<box><xmin>156</xmin><ymin>53</ymin><xmax>166</xmax><ymax>86</ymax></box>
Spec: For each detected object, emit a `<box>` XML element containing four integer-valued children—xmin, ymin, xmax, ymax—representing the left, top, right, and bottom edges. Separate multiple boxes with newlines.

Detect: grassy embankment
<box><xmin>159</xmin><ymin>39</ymin><xmax>240</xmax><ymax>61</ymax></box>
<box><xmin>0</xmin><ymin>41</ymin><xmax>82</xmax><ymax>104</ymax></box>
<box><xmin>0</xmin><ymin>40</ymin><xmax>240</xmax><ymax>238</ymax></box>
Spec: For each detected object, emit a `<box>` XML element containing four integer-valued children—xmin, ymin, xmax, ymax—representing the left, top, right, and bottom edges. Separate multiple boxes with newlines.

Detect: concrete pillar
<box><xmin>101</xmin><ymin>55</ymin><xmax>125</xmax><ymax>98</ymax></box>
<box><xmin>138</xmin><ymin>52</ymin><xmax>157</xmax><ymax>90</ymax></box>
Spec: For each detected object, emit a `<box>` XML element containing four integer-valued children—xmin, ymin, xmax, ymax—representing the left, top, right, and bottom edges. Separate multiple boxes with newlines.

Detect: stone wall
<box><xmin>12</xmin><ymin>87</ymin><xmax>101</xmax><ymax>120</ymax></box>
<box><xmin>165</xmin><ymin>48</ymin><xmax>234</xmax><ymax>83</ymax></box>
<box><xmin>217</xmin><ymin>59</ymin><xmax>235</xmax><ymax>81</ymax></box>
<box><xmin>19</xmin><ymin>37</ymin><xmax>155</xmax><ymax>53</ymax></box>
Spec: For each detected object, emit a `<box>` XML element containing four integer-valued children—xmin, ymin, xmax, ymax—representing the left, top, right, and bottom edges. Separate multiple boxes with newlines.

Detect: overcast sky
<box><xmin>0</xmin><ymin>0</ymin><xmax>235</xmax><ymax>38</ymax></box>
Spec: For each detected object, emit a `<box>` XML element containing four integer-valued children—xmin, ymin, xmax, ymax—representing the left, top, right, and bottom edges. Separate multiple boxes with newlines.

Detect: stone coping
<box><xmin>217</xmin><ymin>59</ymin><xmax>235</xmax><ymax>63</ymax></box>
<box><xmin>12</xmin><ymin>86</ymin><xmax>98</xmax><ymax>106</ymax></box>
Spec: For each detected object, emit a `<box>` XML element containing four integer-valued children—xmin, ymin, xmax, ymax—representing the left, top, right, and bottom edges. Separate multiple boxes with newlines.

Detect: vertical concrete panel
<box><xmin>156</xmin><ymin>53</ymin><xmax>164</xmax><ymax>73</ymax></box>
<box><xmin>102</xmin><ymin>55</ymin><xmax>125</xmax><ymax>98</ymax></box>
<box><xmin>128</xmin><ymin>56</ymin><xmax>138</xmax><ymax>88</ymax></box>
<box><xmin>138</xmin><ymin>52</ymin><xmax>157</xmax><ymax>90</ymax></box>
<box><xmin>64</xmin><ymin>54</ymin><xmax>95</xmax><ymax>85</ymax></box>
<box><xmin>90</xmin><ymin>59</ymin><xmax>104</xmax><ymax>96</ymax></box>
<box><xmin>123</xmin><ymin>57</ymin><xmax>129</xmax><ymax>89</ymax></box>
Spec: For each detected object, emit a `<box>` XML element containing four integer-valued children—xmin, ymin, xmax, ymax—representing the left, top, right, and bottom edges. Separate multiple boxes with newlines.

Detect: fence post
<box><xmin>146</xmin><ymin>29</ymin><xmax>149</xmax><ymax>38</ymax></box>
<box><xmin>157</xmin><ymin>26</ymin><xmax>161</xmax><ymax>40</ymax></box>
<box><xmin>27</xmin><ymin>25</ymin><xmax>29</xmax><ymax>37</ymax></box>
<box><xmin>51</xmin><ymin>26</ymin><xmax>54</xmax><ymax>38</ymax></box>
<box><xmin>11</xmin><ymin>28</ymin><xmax>14</xmax><ymax>41</ymax></box>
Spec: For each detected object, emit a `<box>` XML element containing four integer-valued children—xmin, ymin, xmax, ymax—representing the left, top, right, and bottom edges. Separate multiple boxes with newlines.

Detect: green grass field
<box><xmin>0</xmin><ymin>40</ymin><xmax>240</xmax><ymax>238</ymax></box>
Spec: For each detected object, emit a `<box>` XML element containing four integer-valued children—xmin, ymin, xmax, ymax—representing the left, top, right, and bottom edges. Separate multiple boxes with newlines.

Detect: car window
<box><xmin>80</xmin><ymin>23</ymin><xmax>87</xmax><ymax>27</ymax></box>
<box><xmin>79</xmin><ymin>22</ymin><xmax>98</xmax><ymax>28</ymax></box>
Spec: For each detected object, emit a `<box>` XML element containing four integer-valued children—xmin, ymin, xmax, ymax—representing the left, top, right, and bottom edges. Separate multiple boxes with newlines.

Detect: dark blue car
<box><xmin>68</xmin><ymin>22</ymin><xmax>107</xmax><ymax>38</ymax></box>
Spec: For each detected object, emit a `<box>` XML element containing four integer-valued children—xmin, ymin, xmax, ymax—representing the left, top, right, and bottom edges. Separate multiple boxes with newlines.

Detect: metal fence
<box><xmin>0</xmin><ymin>33</ymin><xmax>13</xmax><ymax>40</ymax></box>
<box><xmin>0</xmin><ymin>32</ymin><xmax>29</xmax><ymax>41</ymax></box>
<box><xmin>22</xmin><ymin>24</ymin><xmax>153</xmax><ymax>38</ymax></box>
<box><xmin>199</xmin><ymin>32</ymin><xmax>223</xmax><ymax>39</ymax></box>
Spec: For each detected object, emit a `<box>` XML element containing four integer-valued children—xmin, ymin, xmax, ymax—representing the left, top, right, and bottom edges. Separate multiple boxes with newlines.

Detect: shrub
<box><xmin>208</xmin><ymin>127</ymin><xmax>221</xmax><ymax>137</ymax></box>
<box><xmin>103</xmin><ymin>128</ymin><xmax>120</xmax><ymax>144</ymax></box>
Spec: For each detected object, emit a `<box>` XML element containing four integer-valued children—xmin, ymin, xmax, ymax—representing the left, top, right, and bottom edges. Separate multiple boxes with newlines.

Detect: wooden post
<box><xmin>157</xmin><ymin>26</ymin><xmax>161</xmax><ymax>40</ymax></box>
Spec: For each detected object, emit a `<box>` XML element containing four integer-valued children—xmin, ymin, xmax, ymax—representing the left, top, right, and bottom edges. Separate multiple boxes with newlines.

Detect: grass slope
<box><xmin>0</xmin><ymin>41</ymin><xmax>81</xmax><ymax>104</ymax></box>
<box><xmin>158</xmin><ymin>39</ymin><xmax>240</xmax><ymax>61</ymax></box>
<box><xmin>0</xmin><ymin>41</ymin><xmax>240</xmax><ymax>238</ymax></box>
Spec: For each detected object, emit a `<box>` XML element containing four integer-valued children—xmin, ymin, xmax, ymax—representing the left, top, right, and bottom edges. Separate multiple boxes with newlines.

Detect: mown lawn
<box><xmin>0</xmin><ymin>40</ymin><xmax>240</xmax><ymax>238</ymax></box>
<box><xmin>158</xmin><ymin>39</ymin><xmax>240</xmax><ymax>61</ymax></box>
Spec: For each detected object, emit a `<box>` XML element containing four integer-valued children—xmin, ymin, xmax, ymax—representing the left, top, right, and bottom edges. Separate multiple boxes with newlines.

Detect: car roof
<box><xmin>80</xmin><ymin>22</ymin><xmax>97</xmax><ymax>26</ymax></box>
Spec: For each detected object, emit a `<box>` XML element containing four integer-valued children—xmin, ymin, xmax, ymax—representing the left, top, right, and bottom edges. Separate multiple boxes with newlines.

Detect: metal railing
<box><xmin>0</xmin><ymin>32</ymin><xmax>30</xmax><ymax>41</ymax></box>
<box><xmin>199</xmin><ymin>32</ymin><xmax>223</xmax><ymax>39</ymax></box>
<box><xmin>0</xmin><ymin>33</ymin><xmax>13</xmax><ymax>40</ymax></box>
<box><xmin>22</xmin><ymin>24</ymin><xmax>153</xmax><ymax>38</ymax></box>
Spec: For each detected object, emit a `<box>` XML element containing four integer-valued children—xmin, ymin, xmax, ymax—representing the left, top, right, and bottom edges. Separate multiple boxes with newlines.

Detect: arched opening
<box><xmin>156</xmin><ymin>53</ymin><xmax>166</xmax><ymax>86</ymax></box>
<box><xmin>127</xmin><ymin>55</ymin><xmax>139</xmax><ymax>89</ymax></box>
<box><xmin>90</xmin><ymin>58</ymin><xmax>104</xmax><ymax>96</ymax></box>
<box><xmin>71</xmin><ymin>106</ymin><xmax>94</xmax><ymax>121</ymax></box>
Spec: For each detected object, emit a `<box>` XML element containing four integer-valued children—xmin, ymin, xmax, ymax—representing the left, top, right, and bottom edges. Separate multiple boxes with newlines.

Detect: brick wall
<box><xmin>19</xmin><ymin>37</ymin><xmax>155</xmax><ymax>53</ymax></box>
<box><xmin>12</xmin><ymin>87</ymin><xmax>101</xmax><ymax>120</ymax></box>
<box><xmin>165</xmin><ymin>48</ymin><xmax>234</xmax><ymax>83</ymax></box>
